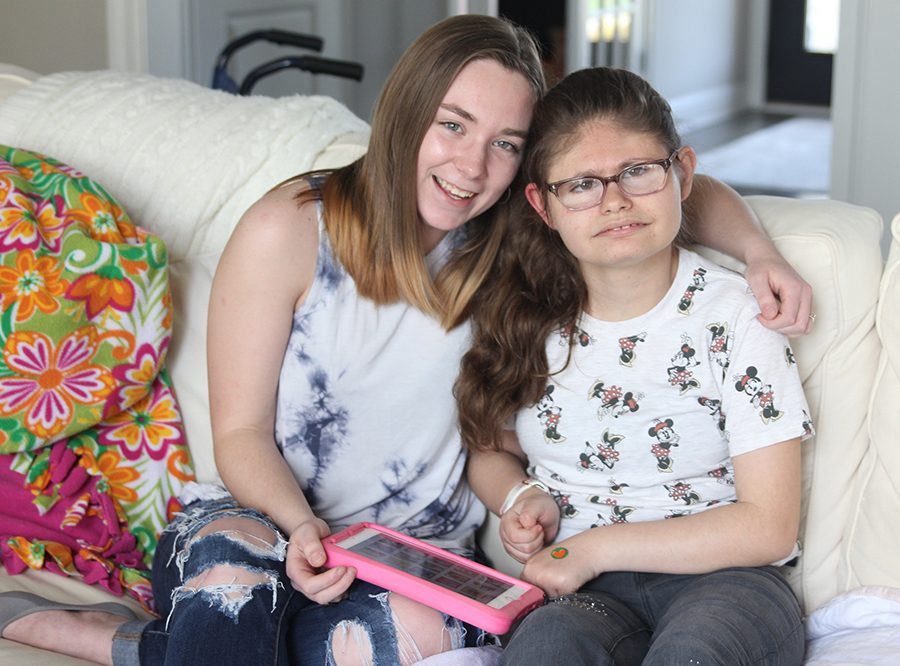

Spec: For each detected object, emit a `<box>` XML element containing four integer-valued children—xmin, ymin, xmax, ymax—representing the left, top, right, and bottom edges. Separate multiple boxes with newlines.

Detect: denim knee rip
<box><xmin>162</xmin><ymin>503</ymin><xmax>288</xmax><ymax>626</ymax></box>
<box><xmin>324</xmin><ymin>590</ymin><xmax>468</xmax><ymax>666</ymax></box>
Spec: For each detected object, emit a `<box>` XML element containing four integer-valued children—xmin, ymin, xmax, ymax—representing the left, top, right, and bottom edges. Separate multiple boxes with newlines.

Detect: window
<box><xmin>804</xmin><ymin>0</ymin><xmax>840</xmax><ymax>54</ymax></box>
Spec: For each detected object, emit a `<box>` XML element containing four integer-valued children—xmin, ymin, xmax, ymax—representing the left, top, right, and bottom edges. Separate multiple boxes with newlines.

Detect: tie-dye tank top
<box><xmin>273</xmin><ymin>197</ymin><xmax>484</xmax><ymax>553</ymax></box>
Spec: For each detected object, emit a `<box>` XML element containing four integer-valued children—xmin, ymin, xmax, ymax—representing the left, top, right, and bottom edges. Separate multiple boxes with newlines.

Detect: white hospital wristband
<box><xmin>499</xmin><ymin>479</ymin><xmax>551</xmax><ymax>515</ymax></box>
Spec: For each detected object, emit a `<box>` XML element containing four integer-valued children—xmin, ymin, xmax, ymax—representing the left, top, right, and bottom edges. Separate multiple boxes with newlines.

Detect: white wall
<box><xmin>646</xmin><ymin>0</ymin><xmax>746</xmax><ymax>98</ymax></box>
<box><xmin>350</xmin><ymin>0</ymin><xmax>446</xmax><ymax>119</ymax></box>
<box><xmin>830</xmin><ymin>0</ymin><xmax>900</xmax><ymax>254</ymax></box>
<box><xmin>0</xmin><ymin>0</ymin><xmax>108</xmax><ymax>73</ymax></box>
<box><xmin>645</xmin><ymin>0</ymin><xmax>749</xmax><ymax>133</ymax></box>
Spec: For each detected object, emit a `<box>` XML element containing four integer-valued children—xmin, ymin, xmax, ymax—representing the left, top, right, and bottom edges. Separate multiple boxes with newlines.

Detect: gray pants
<box><xmin>501</xmin><ymin>567</ymin><xmax>804</xmax><ymax>666</ymax></box>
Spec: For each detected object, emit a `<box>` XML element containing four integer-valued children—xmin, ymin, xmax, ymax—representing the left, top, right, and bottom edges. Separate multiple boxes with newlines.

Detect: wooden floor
<box><xmin>682</xmin><ymin>111</ymin><xmax>793</xmax><ymax>154</ymax></box>
<box><xmin>682</xmin><ymin>111</ymin><xmax>808</xmax><ymax>197</ymax></box>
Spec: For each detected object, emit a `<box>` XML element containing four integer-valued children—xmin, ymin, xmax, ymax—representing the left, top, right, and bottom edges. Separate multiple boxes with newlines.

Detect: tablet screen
<box><xmin>342</xmin><ymin>530</ymin><xmax>516</xmax><ymax>604</ymax></box>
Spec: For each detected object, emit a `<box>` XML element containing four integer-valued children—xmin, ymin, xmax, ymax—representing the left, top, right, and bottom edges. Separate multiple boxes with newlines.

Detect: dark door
<box><xmin>766</xmin><ymin>0</ymin><xmax>833</xmax><ymax>106</ymax></box>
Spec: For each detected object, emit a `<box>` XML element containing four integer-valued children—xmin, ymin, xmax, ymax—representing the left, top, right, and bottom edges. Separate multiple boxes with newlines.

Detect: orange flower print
<box><xmin>6</xmin><ymin>537</ymin><xmax>76</xmax><ymax>575</ymax></box>
<box><xmin>103</xmin><ymin>341</ymin><xmax>166</xmax><ymax>418</ymax></box>
<box><xmin>0</xmin><ymin>250</ymin><xmax>66</xmax><ymax>321</ymax></box>
<box><xmin>66</xmin><ymin>266</ymin><xmax>135</xmax><ymax>320</ymax></box>
<box><xmin>0</xmin><ymin>188</ymin><xmax>66</xmax><ymax>253</ymax></box>
<box><xmin>0</xmin><ymin>328</ymin><xmax>116</xmax><ymax>439</ymax></box>
<box><xmin>96</xmin><ymin>451</ymin><xmax>140</xmax><ymax>503</ymax></box>
<box><xmin>0</xmin><ymin>174</ymin><xmax>12</xmax><ymax>205</ymax></box>
<box><xmin>39</xmin><ymin>161</ymin><xmax>80</xmax><ymax>178</ymax></box>
<box><xmin>7</xmin><ymin>536</ymin><xmax>47</xmax><ymax>569</ymax></box>
<box><xmin>34</xmin><ymin>196</ymin><xmax>67</xmax><ymax>251</ymax></box>
<box><xmin>65</xmin><ymin>192</ymin><xmax>136</xmax><ymax>243</ymax></box>
<box><xmin>161</xmin><ymin>288</ymin><xmax>172</xmax><ymax>331</ymax></box>
<box><xmin>74</xmin><ymin>447</ymin><xmax>139</xmax><ymax>504</ymax></box>
<box><xmin>167</xmin><ymin>447</ymin><xmax>195</xmax><ymax>483</ymax></box>
<box><xmin>100</xmin><ymin>381</ymin><xmax>184</xmax><ymax>461</ymax></box>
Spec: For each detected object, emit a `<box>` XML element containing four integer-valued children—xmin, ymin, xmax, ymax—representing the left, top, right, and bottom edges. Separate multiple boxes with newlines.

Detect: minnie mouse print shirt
<box><xmin>514</xmin><ymin>248</ymin><xmax>813</xmax><ymax>543</ymax></box>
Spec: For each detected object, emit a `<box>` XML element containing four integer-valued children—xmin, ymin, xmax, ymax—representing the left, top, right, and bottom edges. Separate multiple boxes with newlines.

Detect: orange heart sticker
<box><xmin>551</xmin><ymin>547</ymin><xmax>568</xmax><ymax>559</ymax></box>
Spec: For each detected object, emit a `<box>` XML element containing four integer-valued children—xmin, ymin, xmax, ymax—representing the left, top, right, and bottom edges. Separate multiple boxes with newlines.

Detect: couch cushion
<box><xmin>694</xmin><ymin>196</ymin><xmax>884</xmax><ymax>613</ymax></box>
<box><xmin>748</xmin><ymin>196</ymin><xmax>883</xmax><ymax>613</ymax></box>
<box><xmin>167</xmin><ymin>252</ymin><xmax>219</xmax><ymax>484</ymax></box>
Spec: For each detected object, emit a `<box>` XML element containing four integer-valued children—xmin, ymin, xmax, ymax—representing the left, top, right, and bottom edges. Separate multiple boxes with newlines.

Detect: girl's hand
<box><xmin>500</xmin><ymin>490</ymin><xmax>560</xmax><ymax>563</ymax></box>
<box><xmin>285</xmin><ymin>518</ymin><xmax>356</xmax><ymax>604</ymax></box>
<box><xmin>744</xmin><ymin>247</ymin><xmax>814</xmax><ymax>337</ymax></box>
<box><xmin>520</xmin><ymin>536</ymin><xmax>597</xmax><ymax>597</ymax></box>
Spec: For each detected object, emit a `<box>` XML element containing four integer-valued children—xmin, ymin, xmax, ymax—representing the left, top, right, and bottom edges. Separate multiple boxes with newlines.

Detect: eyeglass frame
<box><xmin>545</xmin><ymin>149</ymin><xmax>682</xmax><ymax>211</ymax></box>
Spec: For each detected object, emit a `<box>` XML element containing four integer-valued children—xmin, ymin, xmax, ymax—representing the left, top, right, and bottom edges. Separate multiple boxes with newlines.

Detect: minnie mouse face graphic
<box><xmin>734</xmin><ymin>366</ymin><xmax>783</xmax><ymax>424</ymax></box>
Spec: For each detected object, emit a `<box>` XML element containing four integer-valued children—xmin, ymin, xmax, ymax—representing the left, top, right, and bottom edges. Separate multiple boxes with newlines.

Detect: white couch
<box><xmin>0</xmin><ymin>67</ymin><xmax>898</xmax><ymax>665</ymax></box>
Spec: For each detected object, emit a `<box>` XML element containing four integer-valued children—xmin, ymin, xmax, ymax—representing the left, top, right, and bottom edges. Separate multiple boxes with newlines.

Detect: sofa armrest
<box><xmin>739</xmin><ymin>196</ymin><xmax>883</xmax><ymax>613</ymax></box>
<box><xmin>847</xmin><ymin>213</ymin><xmax>900</xmax><ymax>599</ymax></box>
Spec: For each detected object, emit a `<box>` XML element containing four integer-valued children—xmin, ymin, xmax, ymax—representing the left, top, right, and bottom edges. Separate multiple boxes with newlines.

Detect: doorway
<box><xmin>766</xmin><ymin>0</ymin><xmax>838</xmax><ymax>107</ymax></box>
<box><xmin>685</xmin><ymin>0</ymin><xmax>838</xmax><ymax>198</ymax></box>
<box><xmin>498</xmin><ymin>1</ymin><xmax>566</xmax><ymax>86</ymax></box>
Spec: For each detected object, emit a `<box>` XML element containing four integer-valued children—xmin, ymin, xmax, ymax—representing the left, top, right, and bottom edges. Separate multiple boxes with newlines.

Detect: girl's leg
<box><xmin>643</xmin><ymin>566</ymin><xmax>804</xmax><ymax>666</ymax></box>
<box><xmin>141</xmin><ymin>497</ymin><xmax>297</xmax><ymax>666</ymax></box>
<box><xmin>1</xmin><ymin>604</ymin><xmax>132</xmax><ymax>665</ymax></box>
<box><xmin>287</xmin><ymin>580</ymin><xmax>492</xmax><ymax>666</ymax></box>
<box><xmin>0</xmin><ymin>498</ymin><xmax>296</xmax><ymax>666</ymax></box>
<box><xmin>499</xmin><ymin>591</ymin><xmax>651</xmax><ymax>666</ymax></box>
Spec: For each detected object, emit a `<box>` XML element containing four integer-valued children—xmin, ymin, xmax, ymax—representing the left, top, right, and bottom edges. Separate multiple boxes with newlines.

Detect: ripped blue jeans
<box><xmin>111</xmin><ymin>498</ymin><xmax>489</xmax><ymax>665</ymax></box>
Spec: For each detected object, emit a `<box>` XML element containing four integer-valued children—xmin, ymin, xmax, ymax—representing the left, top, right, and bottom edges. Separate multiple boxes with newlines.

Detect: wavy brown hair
<box><xmin>292</xmin><ymin>15</ymin><xmax>544</xmax><ymax>330</ymax></box>
<box><xmin>456</xmin><ymin>67</ymin><xmax>691</xmax><ymax>452</ymax></box>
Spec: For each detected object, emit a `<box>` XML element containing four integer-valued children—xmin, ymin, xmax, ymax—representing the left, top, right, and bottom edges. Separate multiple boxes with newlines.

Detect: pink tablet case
<box><xmin>323</xmin><ymin>522</ymin><xmax>544</xmax><ymax>634</ymax></box>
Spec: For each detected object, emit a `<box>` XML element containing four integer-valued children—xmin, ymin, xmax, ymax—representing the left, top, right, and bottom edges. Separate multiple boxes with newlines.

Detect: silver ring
<box><xmin>808</xmin><ymin>313</ymin><xmax>817</xmax><ymax>322</ymax></box>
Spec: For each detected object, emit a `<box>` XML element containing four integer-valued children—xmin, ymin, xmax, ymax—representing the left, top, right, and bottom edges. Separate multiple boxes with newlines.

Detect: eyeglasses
<box><xmin>546</xmin><ymin>150</ymin><xmax>680</xmax><ymax>211</ymax></box>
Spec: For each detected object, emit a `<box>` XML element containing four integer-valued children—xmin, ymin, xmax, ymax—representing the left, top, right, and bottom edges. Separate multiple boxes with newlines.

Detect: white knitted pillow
<box><xmin>0</xmin><ymin>70</ymin><xmax>370</xmax><ymax>260</ymax></box>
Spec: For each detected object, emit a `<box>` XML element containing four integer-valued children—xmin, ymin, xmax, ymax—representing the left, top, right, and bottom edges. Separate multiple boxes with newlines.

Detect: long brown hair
<box><xmin>456</xmin><ymin>67</ymin><xmax>689</xmax><ymax>452</ymax></box>
<box><xmin>307</xmin><ymin>15</ymin><xmax>544</xmax><ymax>329</ymax></box>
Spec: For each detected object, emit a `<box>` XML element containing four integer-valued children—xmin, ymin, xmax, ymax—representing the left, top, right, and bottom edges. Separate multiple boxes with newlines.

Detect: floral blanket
<box><xmin>0</xmin><ymin>145</ymin><xmax>194</xmax><ymax>612</ymax></box>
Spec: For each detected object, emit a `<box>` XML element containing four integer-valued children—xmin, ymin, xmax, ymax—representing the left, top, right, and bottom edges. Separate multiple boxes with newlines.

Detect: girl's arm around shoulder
<box><xmin>207</xmin><ymin>183</ymin><xmax>320</xmax><ymax>534</ymax></box>
<box><xmin>685</xmin><ymin>175</ymin><xmax>813</xmax><ymax>337</ymax></box>
<box><xmin>520</xmin><ymin>438</ymin><xmax>802</xmax><ymax>597</ymax></box>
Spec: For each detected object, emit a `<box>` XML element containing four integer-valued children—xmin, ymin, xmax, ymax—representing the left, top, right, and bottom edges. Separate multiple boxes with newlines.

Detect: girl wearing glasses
<box><xmin>456</xmin><ymin>67</ymin><xmax>811</xmax><ymax>664</ymax></box>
